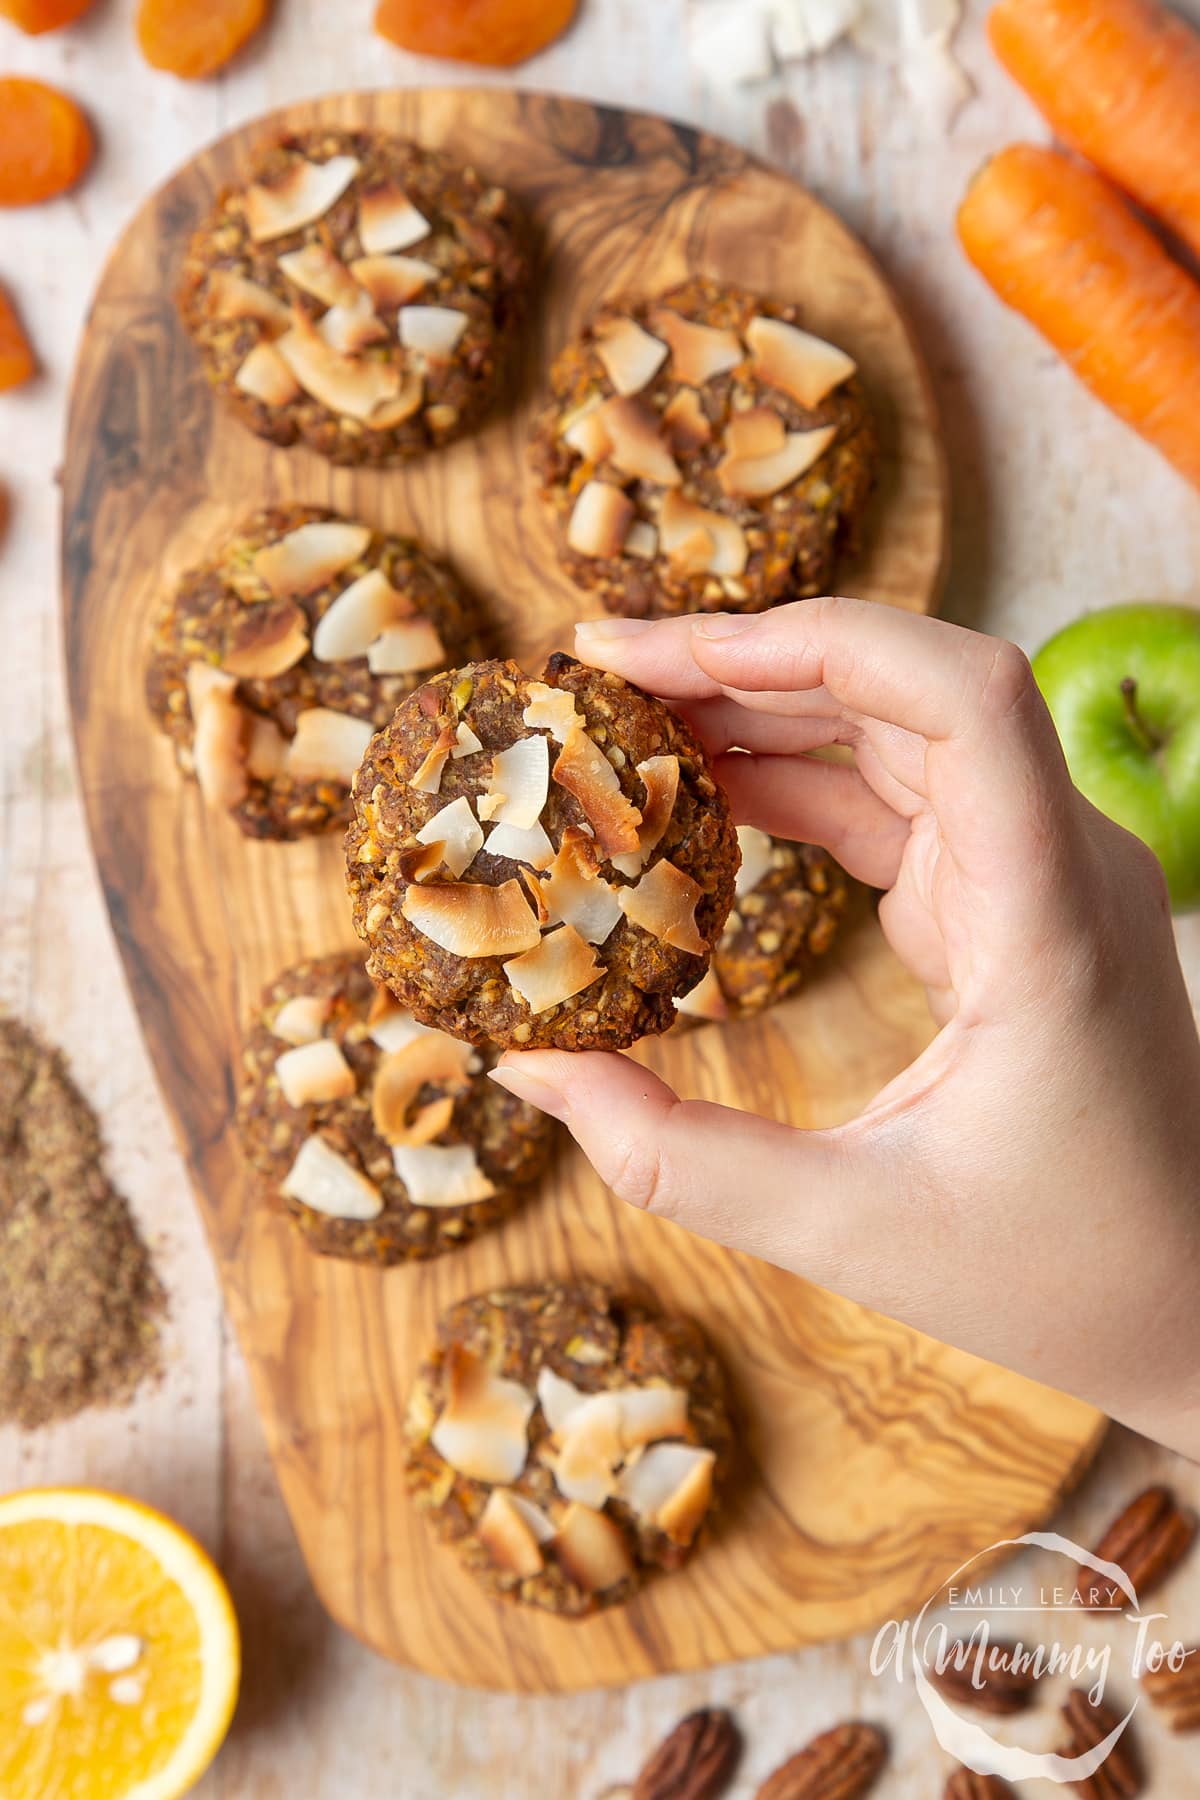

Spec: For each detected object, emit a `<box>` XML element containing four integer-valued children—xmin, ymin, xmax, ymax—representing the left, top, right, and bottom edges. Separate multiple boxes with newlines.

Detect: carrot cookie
<box><xmin>679</xmin><ymin>829</ymin><xmax>852</xmax><ymax>1022</ymax></box>
<box><xmin>237</xmin><ymin>954</ymin><xmax>555</xmax><ymax>1264</ymax></box>
<box><xmin>345</xmin><ymin>653</ymin><xmax>740</xmax><ymax>1050</ymax></box>
<box><xmin>530</xmin><ymin>276</ymin><xmax>877</xmax><ymax>616</ymax></box>
<box><xmin>178</xmin><ymin>129</ymin><xmax>528</xmax><ymax>465</ymax></box>
<box><xmin>405</xmin><ymin>1282</ymin><xmax>732</xmax><ymax>1616</ymax></box>
<box><xmin>146</xmin><ymin>505</ymin><xmax>480</xmax><ymax>841</ymax></box>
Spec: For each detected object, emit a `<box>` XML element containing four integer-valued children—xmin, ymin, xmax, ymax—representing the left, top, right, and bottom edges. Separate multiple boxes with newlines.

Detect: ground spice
<box><xmin>0</xmin><ymin>1013</ymin><xmax>165</xmax><ymax>1429</ymax></box>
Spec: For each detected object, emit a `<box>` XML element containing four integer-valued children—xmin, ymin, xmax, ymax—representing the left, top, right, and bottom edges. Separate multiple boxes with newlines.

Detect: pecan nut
<box><xmin>1057</xmin><ymin>1689</ymin><xmax>1143</xmax><ymax>1798</ymax></box>
<box><xmin>1079</xmin><ymin>1486</ymin><xmax>1195</xmax><ymax>1610</ymax></box>
<box><xmin>1142</xmin><ymin>1644</ymin><xmax>1200</xmax><ymax>1732</ymax></box>
<box><xmin>928</xmin><ymin>1639</ymin><xmax>1040</xmax><ymax>1714</ymax></box>
<box><xmin>754</xmin><ymin>1722</ymin><xmax>886</xmax><ymax>1800</ymax></box>
<box><xmin>943</xmin><ymin>1771</ymin><xmax>1015</xmax><ymax>1800</ymax></box>
<box><xmin>632</xmin><ymin>1709</ymin><xmax>740</xmax><ymax>1800</ymax></box>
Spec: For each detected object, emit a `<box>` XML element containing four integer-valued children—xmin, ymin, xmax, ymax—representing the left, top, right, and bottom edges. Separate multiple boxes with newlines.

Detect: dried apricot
<box><xmin>0</xmin><ymin>0</ymin><xmax>96</xmax><ymax>31</ymax></box>
<box><xmin>0</xmin><ymin>79</ymin><xmax>92</xmax><ymax>207</ymax></box>
<box><xmin>0</xmin><ymin>286</ymin><xmax>35</xmax><ymax>390</ymax></box>
<box><xmin>136</xmin><ymin>0</ymin><xmax>269</xmax><ymax>79</ymax></box>
<box><xmin>374</xmin><ymin>0</ymin><xmax>577</xmax><ymax>66</ymax></box>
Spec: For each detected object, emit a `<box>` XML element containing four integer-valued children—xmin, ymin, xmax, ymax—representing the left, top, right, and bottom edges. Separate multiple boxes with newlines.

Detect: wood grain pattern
<box><xmin>61</xmin><ymin>87</ymin><xmax>1102</xmax><ymax>1692</ymax></box>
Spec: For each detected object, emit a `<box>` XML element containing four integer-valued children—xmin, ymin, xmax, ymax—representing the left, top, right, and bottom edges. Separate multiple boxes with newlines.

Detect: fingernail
<box><xmin>692</xmin><ymin>614</ymin><xmax>758</xmax><ymax>640</ymax></box>
<box><xmin>488</xmin><ymin>1063</ymin><xmax>570</xmax><ymax>1121</ymax></box>
<box><xmin>575</xmin><ymin>618</ymin><xmax>655</xmax><ymax>641</ymax></box>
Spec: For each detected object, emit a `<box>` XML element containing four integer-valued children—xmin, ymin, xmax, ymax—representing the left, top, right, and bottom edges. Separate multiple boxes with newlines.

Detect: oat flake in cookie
<box><xmin>146</xmin><ymin>505</ymin><xmax>481</xmax><ymax>841</ymax></box>
<box><xmin>405</xmin><ymin>1282</ymin><xmax>732</xmax><ymax>1616</ymax></box>
<box><xmin>345</xmin><ymin>654</ymin><xmax>740</xmax><ymax>1050</ymax></box>
<box><xmin>237</xmin><ymin>954</ymin><xmax>555</xmax><ymax>1264</ymax></box>
<box><xmin>178</xmin><ymin>129</ymin><xmax>528</xmax><ymax>465</ymax></box>
<box><xmin>530</xmin><ymin>275</ymin><xmax>877</xmax><ymax>617</ymax></box>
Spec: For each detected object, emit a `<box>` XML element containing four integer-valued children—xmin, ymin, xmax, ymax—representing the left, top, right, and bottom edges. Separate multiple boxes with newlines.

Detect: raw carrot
<box><xmin>957</xmin><ymin>145</ymin><xmax>1200</xmax><ymax>491</ymax></box>
<box><xmin>0</xmin><ymin>286</ymin><xmax>35</xmax><ymax>390</ymax></box>
<box><xmin>989</xmin><ymin>0</ymin><xmax>1200</xmax><ymax>262</ymax></box>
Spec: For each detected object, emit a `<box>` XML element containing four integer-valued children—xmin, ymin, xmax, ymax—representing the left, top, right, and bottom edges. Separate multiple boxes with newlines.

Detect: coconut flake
<box><xmin>350</xmin><ymin>254</ymin><xmax>439</xmax><ymax>308</ymax></box>
<box><xmin>719</xmin><ymin>426</ymin><xmax>836</xmax><ymax>498</ymax></box>
<box><xmin>253</xmin><ymin>520</ymin><xmax>371</xmax><ymax>598</ymax></box>
<box><xmin>398</xmin><ymin>305</ymin><xmax>468</xmax><ymax>359</ymax></box>
<box><xmin>503</xmin><ymin>925</ymin><xmax>604</xmax><ymax>1014</ymax></box>
<box><xmin>408</xmin><ymin>724</ymin><xmax>456</xmax><ymax>795</ymax></box>
<box><xmin>283</xmin><ymin>708</ymin><xmax>374</xmax><ymax>784</ymax></box>
<box><xmin>477</xmin><ymin>736</ymin><xmax>549</xmax><ymax>830</ymax></box>
<box><xmin>223</xmin><ymin>600</ymin><xmax>310</xmax><ymax>679</ymax></box>
<box><xmin>560</xmin><ymin>394</ymin><xmax>612</xmax><ymax>462</ymax></box>
<box><xmin>482</xmin><ymin>819</ymin><xmax>555</xmax><ymax>870</ymax></box>
<box><xmin>593</xmin><ymin>316</ymin><xmax>668</xmax><ymax>396</ymax></box>
<box><xmin>368</xmin><ymin>618</ymin><xmax>445</xmax><ymax>676</ymax></box>
<box><xmin>190</xmin><ymin>679</ymin><xmax>248</xmax><ymax>811</ymax></box>
<box><xmin>553</xmin><ymin>1504</ymin><xmax>634</xmax><ymax>1593</ymax></box>
<box><xmin>566</xmin><ymin>482</ymin><xmax>635</xmax><ymax>560</ymax></box>
<box><xmin>551</xmin><ymin>1394</ymin><xmax>624</xmax><ymax>1507</ymax></box>
<box><xmin>363</xmin><ymin>375</ymin><xmax>425</xmax><ymax>430</ymax></box>
<box><xmin>662</xmin><ymin>387</ymin><xmax>711</xmax><ymax>453</ymax></box>
<box><xmin>646</xmin><ymin>307</ymin><xmax>743</xmax><ymax>385</ymax></box>
<box><xmin>358</xmin><ymin>184</ymin><xmax>431</xmax><ymax>256</ymax></box>
<box><xmin>552</xmin><ymin>727</ymin><xmax>642</xmax><ymax>857</ymax></box>
<box><xmin>271</xmin><ymin>993</ymin><xmax>332</xmax><ymax>1045</ymax></box>
<box><xmin>313</xmin><ymin>569</ymin><xmax>409</xmax><ymax>663</ymax></box>
<box><xmin>318</xmin><ymin>289</ymin><xmax>389</xmax><ymax>355</ymax></box>
<box><xmin>541</xmin><ymin>827</ymin><xmax>623</xmax><ymax>944</ymax></box>
<box><xmin>624</xmin><ymin>520</ymin><xmax>659</xmax><ymax>560</ymax></box>
<box><xmin>274</xmin><ymin>1038</ymin><xmax>356</xmax><ymax>1107</ymax></box>
<box><xmin>393</xmin><ymin>1142</ymin><xmax>495</xmax><ymax>1206</ymax></box>
<box><xmin>402</xmin><ymin>880</ymin><xmax>541</xmax><ymax>958</ymax></box>
<box><xmin>276</xmin><ymin>310</ymin><xmax>402</xmax><ymax>421</ymax></box>
<box><xmin>245</xmin><ymin>155</ymin><xmax>360</xmax><ymax>243</ymax></box>
<box><xmin>479</xmin><ymin>1489</ymin><xmax>550</xmax><ymax>1577</ymax></box>
<box><xmin>431</xmin><ymin>1347</ymin><xmax>533</xmax><ymax>1483</ymax></box>
<box><xmin>537</xmin><ymin>1366</ymin><xmax>589</xmax><ymax>1433</ymax></box>
<box><xmin>609</xmin><ymin>756</ymin><xmax>680</xmax><ymax>877</ymax></box>
<box><xmin>372</xmin><ymin>1033</ymin><xmax>474</xmax><ymax>1144</ymax></box>
<box><xmin>745</xmin><ymin>315</ymin><xmax>856</xmax><ymax>408</ymax></box>
<box><xmin>234</xmin><ymin>342</ymin><xmax>302</xmax><ymax>406</ymax></box>
<box><xmin>658</xmin><ymin>492</ymin><xmax>748</xmax><ymax>578</ymax></box>
<box><xmin>522</xmin><ymin>682</ymin><xmax>580</xmax><ymax>743</ymax></box>
<box><xmin>735</xmin><ymin>824</ymin><xmax>774</xmax><ymax>897</ymax></box>
<box><xmin>618</xmin><ymin>858</ymin><xmax>707</xmax><ymax>955</ymax></box>
<box><xmin>277</xmin><ymin>243</ymin><xmax>363</xmax><ymax>309</ymax></box>
<box><xmin>595</xmin><ymin>397</ymin><xmax>681</xmax><ymax>487</ymax></box>
<box><xmin>724</xmin><ymin>406</ymin><xmax>786</xmax><ymax>459</ymax></box>
<box><xmin>615</xmin><ymin>1385</ymin><xmax>690</xmax><ymax>1448</ymax></box>
<box><xmin>246</xmin><ymin>714</ymin><xmax>288</xmax><ymax>779</ymax></box>
<box><xmin>281</xmin><ymin>1134</ymin><xmax>383</xmax><ymax>1221</ymax></box>
<box><xmin>675</xmin><ymin>966</ymin><xmax>729</xmax><ymax>1022</ymax></box>
<box><xmin>452</xmin><ymin>722</ymin><xmax>484</xmax><ymax>758</ymax></box>
<box><xmin>369</xmin><ymin>995</ymin><xmax>437</xmax><ymax>1056</ymax></box>
<box><xmin>616</xmin><ymin>1443</ymin><xmax>715</xmax><ymax>1544</ymax></box>
<box><xmin>415</xmin><ymin>795</ymin><xmax>484</xmax><ymax>878</ymax></box>
<box><xmin>205</xmin><ymin>269</ymin><xmax>290</xmax><ymax>333</ymax></box>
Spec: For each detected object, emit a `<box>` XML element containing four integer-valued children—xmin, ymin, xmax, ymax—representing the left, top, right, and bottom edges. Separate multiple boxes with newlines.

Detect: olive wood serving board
<box><xmin>61</xmin><ymin>87</ymin><xmax>1104</xmax><ymax>1691</ymax></box>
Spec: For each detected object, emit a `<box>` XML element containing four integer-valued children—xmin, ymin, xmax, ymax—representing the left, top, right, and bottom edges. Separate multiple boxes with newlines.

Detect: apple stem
<box><xmin>1120</xmin><ymin>677</ymin><xmax>1162</xmax><ymax>755</ymax></box>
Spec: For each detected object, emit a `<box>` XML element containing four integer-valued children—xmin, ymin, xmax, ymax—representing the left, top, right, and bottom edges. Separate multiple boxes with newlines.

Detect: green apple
<box><xmin>1032</xmin><ymin>603</ymin><xmax>1200</xmax><ymax>911</ymax></box>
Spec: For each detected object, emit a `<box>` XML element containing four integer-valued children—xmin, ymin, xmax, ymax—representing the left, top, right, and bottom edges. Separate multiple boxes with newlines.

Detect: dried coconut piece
<box><xmin>276</xmin><ymin>310</ymin><xmax>402</xmax><ymax>421</ymax></box>
<box><xmin>369</xmin><ymin>618</ymin><xmax>445</xmax><ymax>676</ymax></box>
<box><xmin>662</xmin><ymin>387</ymin><xmax>711</xmax><ymax>454</ymax></box>
<box><xmin>246</xmin><ymin>715</ymin><xmax>287</xmax><ymax>780</ymax></box>
<box><xmin>369</xmin><ymin>997</ymin><xmax>437</xmax><ymax>1056</ymax></box>
<box><xmin>479</xmin><ymin>1489</ymin><xmax>550</xmax><ymax>1578</ymax></box>
<box><xmin>415</xmin><ymin>794</ymin><xmax>484</xmax><ymax>878</ymax></box>
<box><xmin>408</xmin><ymin>724</ymin><xmax>457</xmax><ymax>795</ymax></box>
<box><xmin>188</xmin><ymin>673</ymin><xmax>248</xmax><ymax>811</ymax></box>
<box><xmin>745</xmin><ymin>315</ymin><xmax>856</xmax><ymax>408</ymax></box>
<box><xmin>399</xmin><ymin>840</ymin><xmax>449</xmax><ymax>883</ymax></box>
<box><xmin>522</xmin><ymin>681</ymin><xmax>579</xmax><ymax>743</ymax></box>
<box><xmin>540</xmin><ymin>828</ymin><xmax>623</xmax><ymax>944</ymax></box>
<box><xmin>615</xmin><ymin>1443</ymin><xmax>715</xmax><ymax>1544</ymax></box>
<box><xmin>234</xmin><ymin>342</ymin><xmax>301</xmax><ymax>407</ymax></box>
<box><xmin>398</xmin><ymin>305</ymin><xmax>468</xmax><ymax>359</ymax></box>
<box><xmin>313</xmin><ymin>569</ymin><xmax>411</xmax><ymax>662</ymax></box>
<box><xmin>318</xmin><ymin>290</ymin><xmax>389</xmax><ymax>355</ymax></box>
<box><xmin>610</xmin><ymin>755</ymin><xmax>680</xmax><ymax>878</ymax></box>
<box><xmin>482</xmin><ymin>819</ymin><xmax>555</xmax><ymax>870</ymax></box>
<box><xmin>393</xmin><ymin>1142</ymin><xmax>496</xmax><ymax>1206</ymax></box>
<box><xmin>222</xmin><ymin>600</ymin><xmax>310</xmax><ymax>679</ymax></box>
<box><xmin>553</xmin><ymin>1503</ymin><xmax>634</xmax><ymax>1594</ymax></box>
<box><xmin>350</xmin><ymin>253</ymin><xmax>439</xmax><ymax>308</ymax></box>
<box><xmin>618</xmin><ymin>858</ymin><xmax>707</xmax><ymax>955</ymax></box>
<box><xmin>270</xmin><ymin>993</ymin><xmax>332</xmax><ymax>1045</ymax></box>
<box><xmin>567</xmin><ymin>481</ymin><xmax>635</xmax><ymax>560</ymax></box>
<box><xmin>615</xmin><ymin>1385</ymin><xmax>689</xmax><ymax>1448</ymax></box>
<box><xmin>724</xmin><ymin>406</ymin><xmax>786</xmax><ymax>459</ymax></box>
<box><xmin>593</xmin><ymin>316</ymin><xmax>668</xmax><ymax>396</ymax></box>
<box><xmin>252</xmin><ymin>520</ymin><xmax>371</xmax><ymax>598</ymax></box>
<box><xmin>431</xmin><ymin>1347</ymin><xmax>533</xmax><ymax>1483</ymax></box>
<box><xmin>402</xmin><ymin>879</ymin><xmax>542</xmax><ymax>958</ymax></box>
<box><xmin>283</xmin><ymin>708</ymin><xmax>374</xmax><ymax>784</ymax></box>
<box><xmin>277</xmin><ymin>243</ymin><xmax>362</xmax><ymax>309</ymax></box>
<box><xmin>363</xmin><ymin>375</ymin><xmax>424</xmax><ymax>430</ymax></box>
<box><xmin>623</xmin><ymin>520</ymin><xmax>658</xmax><ymax>560</ymax></box>
<box><xmin>560</xmin><ymin>394</ymin><xmax>612</xmax><ymax>462</ymax></box>
<box><xmin>503</xmin><ymin>925</ymin><xmax>604</xmax><ymax>1015</ymax></box>
<box><xmin>274</xmin><ymin>1037</ymin><xmax>356</xmax><ymax>1107</ymax></box>
<box><xmin>658</xmin><ymin>491</ymin><xmax>748</xmax><ymax>578</ymax></box>
<box><xmin>372</xmin><ymin>1033</ymin><xmax>474</xmax><ymax>1144</ymax></box>
<box><xmin>281</xmin><ymin>1133</ymin><xmax>383</xmax><ymax>1221</ymax></box>
<box><xmin>204</xmin><ymin>269</ymin><xmax>290</xmax><ymax>334</ymax></box>
<box><xmin>477</xmin><ymin>736</ymin><xmax>549</xmax><ymax>830</ymax></box>
<box><xmin>245</xmin><ymin>155</ymin><xmax>360</xmax><ymax>244</ymax></box>
<box><xmin>718</xmin><ymin>426</ymin><xmax>836</xmax><ymax>498</ymax></box>
<box><xmin>358</xmin><ymin>183</ymin><xmax>430</xmax><ymax>256</ymax></box>
<box><xmin>552</xmin><ymin>727</ymin><xmax>643</xmax><ymax>857</ymax></box>
<box><xmin>675</xmin><ymin>966</ymin><xmax>728</xmax><ymax>1022</ymax></box>
<box><xmin>735</xmin><ymin>824</ymin><xmax>774</xmax><ymax>897</ymax></box>
<box><xmin>646</xmin><ymin>307</ymin><xmax>743</xmax><ymax>385</ymax></box>
<box><xmin>551</xmin><ymin>1393</ymin><xmax>623</xmax><ymax>1507</ymax></box>
<box><xmin>452</xmin><ymin>722</ymin><xmax>483</xmax><ymax>758</ymax></box>
<box><xmin>537</xmin><ymin>1366</ymin><xmax>589</xmax><ymax>1433</ymax></box>
<box><xmin>595</xmin><ymin>397</ymin><xmax>680</xmax><ymax>487</ymax></box>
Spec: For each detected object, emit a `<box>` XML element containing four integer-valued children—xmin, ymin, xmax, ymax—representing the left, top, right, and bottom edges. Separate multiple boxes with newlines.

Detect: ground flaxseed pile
<box><xmin>0</xmin><ymin>1014</ymin><xmax>165</xmax><ymax>1430</ymax></box>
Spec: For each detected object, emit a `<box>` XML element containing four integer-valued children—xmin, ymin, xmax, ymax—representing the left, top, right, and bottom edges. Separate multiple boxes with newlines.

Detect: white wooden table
<box><xmin>2</xmin><ymin>2</ymin><xmax>1199</xmax><ymax>1793</ymax></box>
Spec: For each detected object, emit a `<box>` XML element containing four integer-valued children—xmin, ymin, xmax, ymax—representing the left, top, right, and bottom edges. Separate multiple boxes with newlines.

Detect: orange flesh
<box><xmin>136</xmin><ymin>0</ymin><xmax>269</xmax><ymax>78</ymax></box>
<box><xmin>0</xmin><ymin>0</ymin><xmax>95</xmax><ymax>30</ymax></box>
<box><xmin>374</xmin><ymin>0</ymin><xmax>576</xmax><ymax>66</ymax></box>
<box><xmin>0</xmin><ymin>288</ymin><xmax>35</xmax><ymax>389</ymax></box>
<box><xmin>0</xmin><ymin>78</ymin><xmax>93</xmax><ymax>207</ymax></box>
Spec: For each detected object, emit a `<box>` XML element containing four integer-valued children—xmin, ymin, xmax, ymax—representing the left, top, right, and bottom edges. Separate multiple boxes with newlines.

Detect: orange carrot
<box><xmin>0</xmin><ymin>286</ymin><xmax>35</xmax><ymax>390</ymax></box>
<box><xmin>989</xmin><ymin>0</ymin><xmax>1200</xmax><ymax>262</ymax></box>
<box><xmin>957</xmin><ymin>145</ymin><xmax>1200</xmax><ymax>491</ymax></box>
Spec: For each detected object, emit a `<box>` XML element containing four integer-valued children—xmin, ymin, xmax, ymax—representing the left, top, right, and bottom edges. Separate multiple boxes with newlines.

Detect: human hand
<box><xmin>490</xmin><ymin>599</ymin><xmax>1200</xmax><ymax>1460</ymax></box>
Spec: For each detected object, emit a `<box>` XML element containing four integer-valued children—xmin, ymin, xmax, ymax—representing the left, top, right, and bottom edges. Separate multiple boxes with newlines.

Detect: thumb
<box><xmin>489</xmin><ymin>1048</ymin><xmax>878</xmax><ymax>1285</ymax></box>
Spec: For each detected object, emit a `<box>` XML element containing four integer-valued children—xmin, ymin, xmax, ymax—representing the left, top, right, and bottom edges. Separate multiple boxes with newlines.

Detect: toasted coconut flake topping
<box><xmin>662</xmin><ymin>386</ymin><xmax>711</xmax><ymax>454</ymax></box>
<box><xmin>223</xmin><ymin>600</ymin><xmax>310</xmax><ymax>679</ymax></box>
<box><xmin>252</xmin><ymin>519</ymin><xmax>371</xmax><ymax>597</ymax></box>
<box><xmin>724</xmin><ymin>406</ymin><xmax>786</xmax><ymax>460</ymax></box>
<box><xmin>482</xmin><ymin>819</ymin><xmax>555</xmax><ymax>871</ymax></box>
<box><xmin>623</xmin><ymin>520</ymin><xmax>658</xmax><ymax>560</ymax></box>
<box><xmin>658</xmin><ymin>491</ymin><xmax>748</xmax><ymax>578</ymax></box>
<box><xmin>271</xmin><ymin>993</ymin><xmax>332</xmax><ymax>1045</ymax></box>
<box><xmin>358</xmin><ymin>183</ymin><xmax>431</xmax><ymax>256</ymax></box>
<box><xmin>277</xmin><ymin>243</ymin><xmax>362</xmax><ymax>309</ymax></box>
<box><xmin>393</xmin><ymin>1141</ymin><xmax>495</xmax><ymax>1207</ymax></box>
<box><xmin>718</xmin><ymin>426</ymin><xmax>836</xmax><ymax>498</ymax></box>
<box><xmin>452</xmin><ymin>721</ymin><xmax>484</xmax><ymax>758</ymax></box>
<box><xmin>363</xmin><ymin>374</ymin><xmax>424</xmax><ymax>430</ymax></box>
<box><xmin>312</xmin><ymin>569</ymin><xmax>410</xmax><ymax>663</ymax></box>
<box><xmin>402</xmin><ymin>879</ymin><xmax>541</xmax><ymax>959</ymax></box>
<box><xmin>283</xmin><ymin>708</ymin><xmax>374</xmax><ymax>784</ymax></box>
<box><xmin>399</xmin><ymin>840</ymin><xmax>449</xmax><ymax>883</ymax></box>
<box><xmin>537</xmin><ymin>1367</ymin><xmax>589</xmax><ymax>1434</ymax></box>
<box><xmin>276</xmin><ymin>310</ymin><xmax>402</xmax><ymax>421</ymax></box>
<box><xmin>431</xmin><ymin>1347</ymin><xmax>533</xmax><ymax>1484</ymax></box>
<box><xmin>554</xmin><ymin>1504</ymin><xmax>634</xmax><ymax>1594</ymax></box>
<box><xmin>593</xmin><ymin>315</ymin><xmax>668</xmax><ymax>396</ymax></box>
<box><xmin>735</xmin><ymin>824</ymin><xmax>774</xmax><ymax>897</ymax></box>
<box><xmin>745</xmin><ymin>315</ymin><xmax>856</xmax><ymax>408</ymax></box>
<box><xmin>415</xmin><ymin>794</ymin><xmax>484</xmax><ymax>878</ymax></box>
<box><xmin>185</xmin><ymin>660</ymin><xmax>237</xmax><ymax>714</ymax></box>
<box><xmin>318</xmin><ymin>289</ymin><xmax>389</xmax><ymax>355</ymax></box>
<box><xmin>615</xmin><ymin>1385</ymin><xmax>690</xmax><ymax>1447</ymax></box>
<box><xmin>522</xmin><ymin>681</ymin><xmax>580</xmax><ymax>743</ymax></box>
<box><xmin>675</xmin><ymin>966</ymin><xmax>728</xmax><ymax>1022</ymax></box>
<box><xmin>551</xmin><ymin>1393</ymin><xmax>623</xmax><ymax>1507</ymax></box>
<box><xmin>350</xmin><ymin>253</ymin><xmax>439</xmax><ymax>309</ymax></box>
<box><xmin>234</xmin><ymin>342</ymin><xmax>301</xmax><ymax>407</ymax></box>
<box><xmin>560</xmin><ymin>394</ymin><xmax>612</xmax><ymax>462</ymax></box>
<box><xmin>595</xmin><ymin>396</ymin><xmax>680</xmax><ymax>487</ymax></box>
<box><xmin>369</xmin><ymin>996</ymin><xmax>437</xmax><ymax>1056</ymax></box>
<box><xmin>503</xmin><ymin>924</ymin><xmax>604</xmax><ymax>1015</ymax></box>
<box><xmin>610</xmin><ymin>755</ymin><xmax>680</xmax><ymax>877</ymax></box>
<box><xmin>367</xmin><ymin>617</ymin><xmax>445</xmax><ymax>676</ymax></box>
<box><xmin>541</xmin><ymin>827</ymin><xmax>623</xmax><ymax>944</ymax></box>
<box><xmin>245</xmin><ymin>154</ymin><xmax>360</xmax><ymax>243</ymax></box>
<box><xmin>479</xmin><ymin>1490</ymin><xmax>548</xmax><ymax>1578</ymax></box>
<box><xmin>190</xmin><ymin>679</ymin><xmax>248</xmax><ymax>812</ymax></box>
<box><xmin>274</xmin><ymin>1038</ymin><xmax>356</xmax><ymax>1107</ymax></box>
<box><xmin>408</xmin><ymin>724</ymin><xmax>456</xmax><ymax>795</ymax></box>
<box><xmin>281</xmin><ymin>1133</ymin><xmax>383</xmax><ymax>1221</ymax></box>
<box><xmin>477</xmin><ymin>735</ymin><xmax>549</xmax><ymax>830</ymax></box>
<box><xmin>618</xmin><ymin>858</ymin><xmax>707</xmax><ymax>955</ymax></box>
<box><xmin>566</xmin><ymin>481</ymin><xmax>635</xmax><ymax>560</ymax></box>
<box><xmin>372</xmin><ymin>1033</ymin><xmax>474</xmax><ymax>1144</ymax></box>
<box><xmin>246</xmin><ymin>714</ymin><xmax>287</xmax><ymax>779</ymax></box>
<box><xmin>398</xmin><ymin>305</ymin><xmax>468</xmax><ymax>359</ymax></box>
<box><xmin>616</xmin><ymin>1443</ymin><xmax>716</xmax><ymax>1544</ymax></box>
<box><xmin>205</xmin><ymin>269</ymin><xmax>291</xmax><ymax>333</ymax></box>
<box><xmin>552</xmin><ymin>726</ymin><xmax>642</xmax><ymax>857</ymax></box>
<box><xmin>646</xmin><ymin>307</ymin><xmax>743</xmax><ymax>385</ymax></box>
